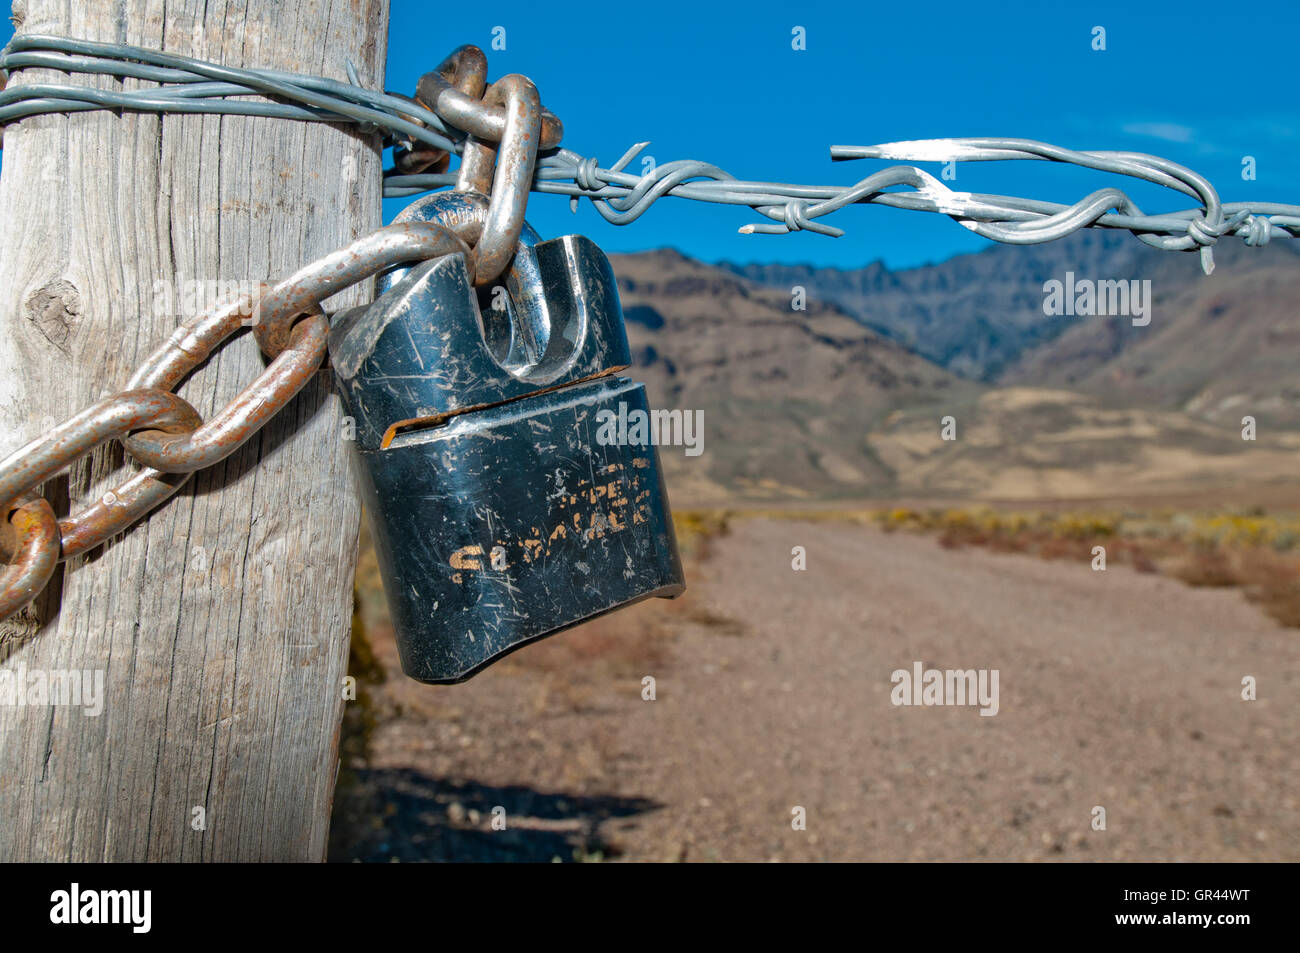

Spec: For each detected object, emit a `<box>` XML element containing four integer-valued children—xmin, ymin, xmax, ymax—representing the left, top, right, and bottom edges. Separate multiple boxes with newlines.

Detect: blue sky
<box><xmin>386</xmin><ymin>0</ymin><xmax>1299</xmax><ymax>269</ymax></box>
<box><xmin>5</xmin><ymin>1</ymin><xmax>1296</xmax><ymax>270</ymax></box>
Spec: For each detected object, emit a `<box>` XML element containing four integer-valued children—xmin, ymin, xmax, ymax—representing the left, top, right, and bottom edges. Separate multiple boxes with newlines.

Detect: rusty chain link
<box><xmin>0</xmin><ymin>222</ymin><xmax>478</xmax><ymax>620</ymax></box>
<box><xmin>0</xmin><ymin>495</ymin><xmax>60</xmax><ymax>620</ymax></box>
<box><xmin>0</xmin><ymin>41</ymin><xmax>556</xmax><ymax>621</ymax></box>
<box><xmin>408</xmin><ymin>46</ymin><xmax>559</xmax><ymax>285</ymax></box>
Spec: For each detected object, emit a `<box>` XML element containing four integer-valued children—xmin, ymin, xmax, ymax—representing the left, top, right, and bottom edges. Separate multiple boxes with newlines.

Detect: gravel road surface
<box><xmin>332</xmin><ymin>519</ymin><xmax>1298</xmax><ymax>862</ymax></box>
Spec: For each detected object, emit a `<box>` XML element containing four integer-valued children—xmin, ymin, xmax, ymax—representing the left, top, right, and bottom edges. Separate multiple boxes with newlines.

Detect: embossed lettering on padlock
<box><xmin>329</xmin><ymin>200</ymin><xmax>684</xmax><ymax>684</ymax></box>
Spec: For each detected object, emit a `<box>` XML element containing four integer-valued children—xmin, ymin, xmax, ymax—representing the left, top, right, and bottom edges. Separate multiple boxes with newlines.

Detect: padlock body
<box><xmin>355</xmin><ymin>375</ymin><xmax>685</xmax><ymax>684</ymax></box>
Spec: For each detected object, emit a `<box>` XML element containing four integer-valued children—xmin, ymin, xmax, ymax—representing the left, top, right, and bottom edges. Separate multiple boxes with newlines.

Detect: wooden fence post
<box><xmin>0</xmin><ymin>0</ymin><xmax>388</xmax><ymax>861</ymax></box>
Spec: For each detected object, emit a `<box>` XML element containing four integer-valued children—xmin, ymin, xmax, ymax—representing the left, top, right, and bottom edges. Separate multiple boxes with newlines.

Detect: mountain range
<box><xmin>606</xmin><ymin>231</ymin><xmax>1300</xmax><ymax>505</ymax></box>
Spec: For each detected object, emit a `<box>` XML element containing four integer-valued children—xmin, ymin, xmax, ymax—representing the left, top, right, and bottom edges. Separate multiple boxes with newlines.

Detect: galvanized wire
<box><xmin>4</xmin><ymin>34</ymin><xmax>1299</xmax><ymax>276</ymax></box>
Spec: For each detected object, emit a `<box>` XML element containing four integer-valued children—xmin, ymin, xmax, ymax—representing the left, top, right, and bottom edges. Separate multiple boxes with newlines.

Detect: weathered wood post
<box><xmin>0</xmin><ymin>0</ymin><xmax>388</xmax><ymax>860</ymax></box>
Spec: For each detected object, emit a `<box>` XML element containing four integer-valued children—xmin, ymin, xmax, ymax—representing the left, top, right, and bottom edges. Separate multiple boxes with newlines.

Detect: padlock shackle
<box><xmin>382</xmin><ymin>190</ymin><xmax>570</xmax><ymax>384</ymax></box>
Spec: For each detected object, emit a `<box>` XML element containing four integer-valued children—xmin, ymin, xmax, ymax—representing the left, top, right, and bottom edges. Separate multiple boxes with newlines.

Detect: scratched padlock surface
<box><xmin>356</xmin><ymin>376</ymin><xmax>683</xmax><ymax>682</ymax></box>
<box><xmin>330</xmin><ymin>220</ymin><xmax>684</xmax><ymax>683</ymax></box>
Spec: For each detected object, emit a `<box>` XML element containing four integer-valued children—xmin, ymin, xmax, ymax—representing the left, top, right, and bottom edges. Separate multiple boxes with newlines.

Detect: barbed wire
<box><xmin>3</xmin><ymin>35</ymin><xmax>1299</xmax><ymax>275</ymax></box>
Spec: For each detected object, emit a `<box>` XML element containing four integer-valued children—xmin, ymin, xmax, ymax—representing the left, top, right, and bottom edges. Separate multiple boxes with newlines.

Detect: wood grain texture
<box><xmin>0</xmin><ymin>0</ymin><xmax>388</xmax><ymax>860</ymax></box>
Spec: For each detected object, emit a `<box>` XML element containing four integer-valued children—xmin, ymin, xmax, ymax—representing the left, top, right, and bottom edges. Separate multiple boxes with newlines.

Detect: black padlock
<box><xmin>330</xmin><ymin>194</ymin><xmax>685</xmax><ymax>683</ymax></box>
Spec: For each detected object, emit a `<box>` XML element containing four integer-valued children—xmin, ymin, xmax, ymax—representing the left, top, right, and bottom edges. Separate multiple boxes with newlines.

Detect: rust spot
<box><xmin>449</xmin><ymin>544</ymin><xmax>483</xmax><ymax>570</ymax></box>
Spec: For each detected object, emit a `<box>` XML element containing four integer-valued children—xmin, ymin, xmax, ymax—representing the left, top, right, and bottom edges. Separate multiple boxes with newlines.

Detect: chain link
<box><xmin>410</xmin><ymin>50</ymin><xmax>556</xmax><ymax>285</ymax></box>
<box><xmin>0</xmin><ymin>222</ymin><xmax>475</xmax><ymax>619</ymax></box>
<box><xmin>0</xmin><ymin>495</ymin><xmax>60</xmax><ymax>619</ymax></box>
<box><xmin>0</xmin><ymin>390</ymin><xmax>203</xmax><ymax>562</ymax></box>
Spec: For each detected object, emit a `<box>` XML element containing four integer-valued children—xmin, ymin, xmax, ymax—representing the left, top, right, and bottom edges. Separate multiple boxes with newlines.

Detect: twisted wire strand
<box><xmin>4</xmin><ymin>35</ymin><xmax>1298</xmax><ymax>275</ymax></box>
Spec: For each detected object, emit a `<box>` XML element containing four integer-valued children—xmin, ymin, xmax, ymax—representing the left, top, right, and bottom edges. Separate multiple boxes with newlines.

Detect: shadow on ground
<box><xmin>329</xmin><ymin>768</ymin><xmax>661</xmax><ymax>862</ymax></box>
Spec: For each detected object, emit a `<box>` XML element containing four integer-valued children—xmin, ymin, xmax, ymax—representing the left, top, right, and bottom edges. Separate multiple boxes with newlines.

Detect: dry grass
<box><xmin>1236</xmin><ymin>550</ymin><xmax>1300</xmax><ymax>628</ymax></box>
<box><xmin>908</xmin><ymin>506</ymin><xmax>1300</xmax><ymax>630</ymax></box>
<box><xmin>726</xmin><ymin>503</ymin><xmax>1300</xmax><ymax>631</ymax></box>
<box><xmin>671</xmin><ymin>509</ymin><xmax>733</xmax><ymax>560</ymax></box>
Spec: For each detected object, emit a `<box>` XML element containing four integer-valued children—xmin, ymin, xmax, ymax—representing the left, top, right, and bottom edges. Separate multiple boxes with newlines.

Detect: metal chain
<box><xmin>3</xmin><ymin>35</ymin><xmax>1298</xmax><ymax>276</ymax></box>
<box><xmin>0</xmin><ymin>193</ymin><xmax>531</xmax><ymax>620</ymax></box>
<box><xmin>0</xmin><ymin>223</ymin><xmax>482</xmax><ymax>619</ymax></box>
<box><xmin>0</xmin><ymin>39</ymin><xmax>557</xmax><ymax>620</ymax></box>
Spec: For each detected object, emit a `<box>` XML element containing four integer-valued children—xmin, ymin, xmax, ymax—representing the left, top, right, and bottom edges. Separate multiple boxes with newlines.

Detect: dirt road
<box><xmin>330</xmin><ymin>518</ymin><xmax>1299</xmax><ymax>862</ymax></box>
